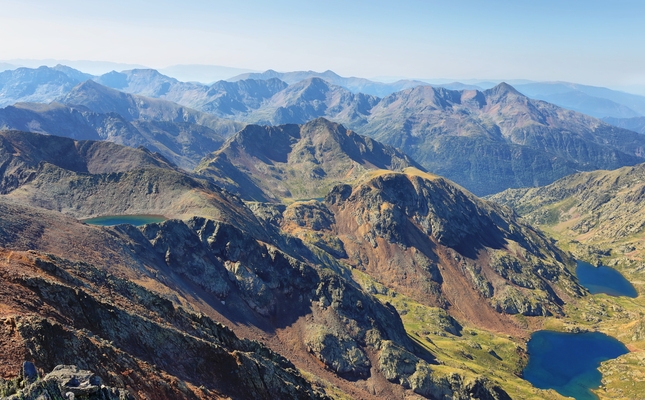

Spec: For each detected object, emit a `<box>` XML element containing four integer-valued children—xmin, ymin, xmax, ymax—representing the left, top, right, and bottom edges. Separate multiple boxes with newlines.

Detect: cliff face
<box><xmin>1</xmin><ymin>364</ymin><xmax>133</xmax><ymax>400</ymax></box>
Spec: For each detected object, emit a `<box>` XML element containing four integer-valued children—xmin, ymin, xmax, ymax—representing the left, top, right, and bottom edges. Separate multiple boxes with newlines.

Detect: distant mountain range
<box><xmin>243</xmin><ymin>77</ymin><xmax>379</xmax><ymax>127</ymax></box>
<box><xmin>230</xmin><ymin>70</ymin><xmax>645</xmax><ymax>119</ymax></box>
<box><xmin>514</xmin><ymin>81</ymin><xmax>645</xmax><ymax>119</ymax></box>
<box><xmin>359</xmin><ymin>83</ymin><xmax>645</xmax><ymax>195</ymax></box>
<box><xmin>0</xmin><ymin>66</ymin><xmax>81</xmax><ymax>107</ymax></box>
<box><xmin>0</xmin><ymin>59</ymin><xmax>148</xmax><ymax>75</ymax></box>
<box><xmin>228</xmin><ymin>69</ymin><xmax>431</xmax><ymax>97</ymax></box>
<box><xmin>3</xmin><ymin>64</ymin><xmax>645</xmax><ymax>195</ymax></box>
<box><xmin>0</xmin><ymin>79</ymin><xmax>244</xmax><ymax>169</ymax></box>
<box><xmin>603</xmin><ymin>116</ymin><xmax>645</xmax><ymax>134</ymax></box>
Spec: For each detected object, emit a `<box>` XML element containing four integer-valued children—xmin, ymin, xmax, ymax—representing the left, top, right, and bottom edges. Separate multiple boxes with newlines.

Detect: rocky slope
<box><xmin>319</xmin><ymin>168</ymin><xmax>582</xmax><ymax>321</ymax></box>
<box><xmin>255</xmin><ymin>167</ymin><xmax>585</xmax><ymax>398</ymax></box>
<box><xmin>1</xmin><ymin>363</ymin><xmax>132</xmax><ymax>399</ymax></box>
<box><xmin>0</xmin><ymin>189</ymin><xmax>511</xmax><ymax>399</ymax></box>
<box><xmin>196</xmin><ymin>118</ymin><xmax>423</xmax><ymax>201</ymax></box>
<box><xmin>0</xmin><ymin>130</ymin><xmax>268</xmax><ymax>234</ymax></box>
<box><xmin>0</xmin><ymin>129</ymin><xmax>176</xmax><ymax>191</ymax></box>
<box><xmin>489</xmin><ymin>162</ymin><xmax>645</xmax><ymax>261</ymax></box>
<box><xmin>0</xmin><ymin>214</ymin><xmax>327</xmax><ymax>399</ymax></box>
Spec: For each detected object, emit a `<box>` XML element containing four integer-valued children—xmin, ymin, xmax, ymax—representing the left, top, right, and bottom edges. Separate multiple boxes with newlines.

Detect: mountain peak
<box><xmin>73</xmin><ymin>78</ymin><xmax>111</xmax><ymax>91</ymax></box>
<box><xmin>484</xmin><ymin>82</ymin><xmax>523</xmax><ymax>97</ymax></box>
<box><xmin>197</xmin><ymin>119</ymin><xmax>421</xmax><ymax>201</ymax></box>
<box><xmin>63</xmin><ymin>79</ymin><xmax>125</xmax><ymax>107</ymax></box>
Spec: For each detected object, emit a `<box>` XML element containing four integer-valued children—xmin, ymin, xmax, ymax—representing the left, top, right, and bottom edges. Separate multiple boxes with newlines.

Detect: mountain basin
<box><xmin>576</xmin><ymin>260</ymin><xmax>638</xmax><ymax>298</ymax></box>
<box><xmin>82</xmin><ymin>215</ymin><xmax>167</xmax><ymax>226</ymax></box>
<box><xmin>523</xmin><ymin>330</ymin><xmax>629</xmax><ymax>400</ymax></box>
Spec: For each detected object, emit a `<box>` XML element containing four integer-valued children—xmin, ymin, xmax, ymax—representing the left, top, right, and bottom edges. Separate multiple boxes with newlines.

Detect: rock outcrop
<box><xmin>1</xmin><ymin>363</ymin><xmax>132</xmax><ymax>400</ymax></box>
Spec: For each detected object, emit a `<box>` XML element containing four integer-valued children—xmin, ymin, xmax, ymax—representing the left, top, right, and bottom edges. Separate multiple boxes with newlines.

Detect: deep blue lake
<box><xmin>83</xmin><ymin>215</ymin><xmax>166</xmax><ymax>226</ymax></box>
<box><xmin>524</xmin><ymin>331</ymin><xmax>628</xmax><ymax>400</ymax></box>
<box><xmin>576</xmin><ymin>260</ymin><xmax>638</xmax><ymax>298</ymax></box>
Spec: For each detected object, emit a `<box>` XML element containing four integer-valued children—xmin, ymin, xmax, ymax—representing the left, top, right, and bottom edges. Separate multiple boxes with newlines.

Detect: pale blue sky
<box><xmin>1</xmin><ymin>0</ymin><xmax>644</xmax><ymax>88</ymax></box>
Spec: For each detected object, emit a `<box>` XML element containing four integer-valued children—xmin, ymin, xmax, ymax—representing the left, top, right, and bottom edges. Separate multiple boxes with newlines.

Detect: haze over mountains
<box><xmin>3</xmin><ymin>64</ymin><xmax>645</xmax><ymax>196</ymax></box>
<box><xmin>513</xmin><ymin>81</ymin><xmax>645</xmax><ymax>119</ymax></box>
<box><xmin>0</xmin><ymin>77</ymin><xmax>245</xmax><ymax>169</ymax></box>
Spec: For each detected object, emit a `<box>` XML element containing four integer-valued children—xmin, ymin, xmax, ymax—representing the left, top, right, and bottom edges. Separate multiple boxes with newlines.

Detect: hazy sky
<box><xmin>1</xmin><ymin>0</ymin><xmax>644</xmax><ymax>88</ymax></box>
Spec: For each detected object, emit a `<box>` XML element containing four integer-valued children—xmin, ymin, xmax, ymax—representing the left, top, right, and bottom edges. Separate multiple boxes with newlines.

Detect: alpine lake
<box><xmin>82</xmin><ymin>215</ymin><xmax>167</xmax><ymax>226</ymax></box>
<box><xmin>523</xmin><ymin>261</ymin><xmax>637</xmax><ymax>399</ymax></box>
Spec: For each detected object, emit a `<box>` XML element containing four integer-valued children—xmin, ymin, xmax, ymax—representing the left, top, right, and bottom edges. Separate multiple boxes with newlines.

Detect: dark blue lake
<box><xmin>576</xmin><ymin>260</ymin><xmax>638</xmax><ymax>298</ymax></box>
<box><xmin>524</xmin><ymin>331</ymin><xmax>628</xmax><ymax>400</ymax></box>
<box><xmin>83</xmin><ymin>215</ymin><xmax>166</xmax><ymax>226</ymax></box>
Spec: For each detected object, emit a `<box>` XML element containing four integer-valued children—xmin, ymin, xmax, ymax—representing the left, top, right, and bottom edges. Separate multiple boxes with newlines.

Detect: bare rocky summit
<box><xmin>197</xmin><ymin>118</ymin><xmax>423</xmax><ymax>201</ymax></box>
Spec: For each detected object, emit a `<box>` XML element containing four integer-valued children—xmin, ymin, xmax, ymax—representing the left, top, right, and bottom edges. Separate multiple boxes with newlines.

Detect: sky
<box><xmin>1</xmin><ymin>0</ymin><xmax>644</xmax><ymax>90</ymax></box>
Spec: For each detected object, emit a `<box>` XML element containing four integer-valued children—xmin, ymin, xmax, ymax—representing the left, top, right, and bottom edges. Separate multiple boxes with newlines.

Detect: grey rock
<box><xmin>3</xmin><ymin>364</ymin><xmax>131</xmax><ymax>400</ymax></box>
<box><xmin>378</xmin><ymin>341</ymin><xmax>510</xmax><ymax>400</ymax></box>
<box><xmin>305</xmin><ymin>330</ymin><xmax>371</xmax><ymax>378</ymax></box>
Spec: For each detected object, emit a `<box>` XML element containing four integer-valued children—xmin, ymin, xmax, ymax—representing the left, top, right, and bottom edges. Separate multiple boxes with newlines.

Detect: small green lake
<box><xmin>83</xmin><ymin>215</ymin><xmax>167</xmax><ymax>226</ymax></box>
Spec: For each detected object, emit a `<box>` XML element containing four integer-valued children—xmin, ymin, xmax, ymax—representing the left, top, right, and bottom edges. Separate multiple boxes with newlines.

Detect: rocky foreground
<box><xmin>1</xmin><ymin>363</ymin><xmax>132</xmax><ymax>400</ymax></box>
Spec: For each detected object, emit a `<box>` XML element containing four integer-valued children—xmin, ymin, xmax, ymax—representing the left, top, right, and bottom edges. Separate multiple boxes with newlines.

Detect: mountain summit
<box><xmin>197</xmin><ymin>118</ymin><xmax>422</xmax><ymax>201</ymax></box>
